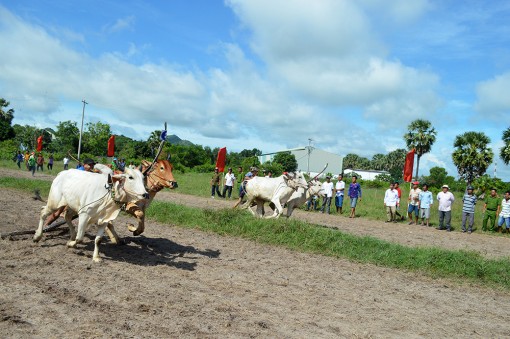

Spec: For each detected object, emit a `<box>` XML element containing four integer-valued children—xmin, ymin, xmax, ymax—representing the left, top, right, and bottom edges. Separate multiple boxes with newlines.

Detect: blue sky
<box><xmin>1</xmin><ymin>0</ymin><xmax>509</xmax><ymax>180</ymax></box>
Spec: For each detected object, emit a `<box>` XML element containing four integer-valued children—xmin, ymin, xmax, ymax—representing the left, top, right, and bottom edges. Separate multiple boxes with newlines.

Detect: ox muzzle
<box><xmin>142</xmin><ymin>192</ymin><xmax>150</xmax><ymax>199</ymax></box>
<box><xmin>169</xmin><ymin>181</ymin><xmax>178</xmax><ymax>189</ymax></box>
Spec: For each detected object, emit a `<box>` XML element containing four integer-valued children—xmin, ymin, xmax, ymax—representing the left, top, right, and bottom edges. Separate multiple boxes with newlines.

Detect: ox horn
<box><xmin>143</xmin><ymin>122</ymin><xmax>167</xmax><ymax>176</ymax></box>
<box><xmin>307</xmin><ymin>163</ymin><xmax>329</xmax><ymax>183</ymax></box>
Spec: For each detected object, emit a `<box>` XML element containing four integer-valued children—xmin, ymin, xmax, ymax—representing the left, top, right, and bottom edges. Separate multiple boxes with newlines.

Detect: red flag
<box><xmin>215</xmin><ymin>147</ymin><xmax>227</xmax><ymax>172</ymax></box>
<box><xmin>36</xmin><ymin>136</ymin><xmax>43</xmax><ymax>151</ymax></box>
<box><xmin>403</xmin><ymin>149</ymin><xmax>415</xmax><ymax>182</ymax></box>
<box><xmin>107</xmin><ymin>135</ymin><xmax>115</xmax><ymax>157</ymax></box>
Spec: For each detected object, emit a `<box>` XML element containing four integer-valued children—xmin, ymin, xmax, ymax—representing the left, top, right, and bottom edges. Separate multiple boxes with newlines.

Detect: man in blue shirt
<box><xmin>418</xmin><ymin>184</ymin><xmax>433</xmax><ymax>227</ymax></box>
<box><xmin>461</xmin><ymin>186</ymin><xmax>477</xmax><ymax>233</ymax></box>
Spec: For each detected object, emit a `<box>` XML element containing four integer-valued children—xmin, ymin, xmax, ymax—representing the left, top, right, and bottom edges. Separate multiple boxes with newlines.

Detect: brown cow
<box><xmin>105</xmin><ymin>159</ymin><xmax>177</xmax><ymax>243</ymax></box>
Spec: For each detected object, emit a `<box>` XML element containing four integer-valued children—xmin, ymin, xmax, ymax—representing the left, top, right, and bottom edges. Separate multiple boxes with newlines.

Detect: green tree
<box><xmin>501</xmin><ymin>127</ymin><xmax>510</xmax><ymax>165</ymax></box>
<box><xmin>82</xmin><ymin>121</ymin><xmax>112</xmax><ymax>156</ymax></box>
<box><xmin>13</xmin><ymin>124</ymin><xmax>38</xmax><ymax>150</ymax></box>
<box><xmin>272</xmin><ymin>151</ymin><xmax>298</xmax><ymax>172</ymax></box>
<box><xmin>370</xmin><ymin>153</ymin><xmax>386</xmax><ymax>170</ymax></box>
<box><xmin>0</xmin><ymin>98</ymin><xmax>15</xmax><ymax>141</ymax></box>
<box><xmin>386</xmin><ymin>148</ymin><xmax>407</xmax><ymax>181</ymax></box>
<box><xmin>53</xmin><ymin>121</ymin><xmax>79</xmax><ymax>153</ymax></box>
<box><xmin>403</xmin><ymin>119</ymin><xmax>437</xmax><ymax>179</ymax></box>
<box><xmin>423</xmin><ymin>166</ymin><xmax>455</xmax><ymax>189</ymax></box>
<box><xmin>452</xmin><ymin>131</ymin><xmax>494</xmax><ymax>185</ymax></box>
<box><xmin>342</xmin><ymin>153</ymin><xmax>370</xmax><ymax>170</ymax></box>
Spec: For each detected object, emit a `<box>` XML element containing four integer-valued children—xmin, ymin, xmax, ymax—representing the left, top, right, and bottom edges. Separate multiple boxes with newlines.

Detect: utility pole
<box><xmin>77</xmin><ymin>99</ymin><xmax>88</xmax><ymax>161</ymax></box>
<box><xmin>307</xmin><ymin>138</ymin><xmax>313</xmax><ymax>175</ymax></box>
<box><xmin>494</xmin><ymin>161</ymin><xmax>497</xmax><ymax>178</ymax></box>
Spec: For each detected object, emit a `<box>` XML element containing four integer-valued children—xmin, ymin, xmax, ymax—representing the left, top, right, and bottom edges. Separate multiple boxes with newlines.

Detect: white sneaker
<box><xmin>211</xmin><ymin>196</ymin><xmax>215</xmax><ymax>199</ymax></box>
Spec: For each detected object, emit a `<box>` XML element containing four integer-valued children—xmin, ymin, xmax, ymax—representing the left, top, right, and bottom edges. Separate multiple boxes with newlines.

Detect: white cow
<box><xmin>242</xmin><ymin>172</ymin><xmax>309</xmax><ymax>218</ymax></box>
<box><xmin>284</xmin><ymin>179</ymin><xmax>324</xmax><ymax>217</ymax></box>
<box><xmin>34</xmin><ymin>168</ymin><xmax>148</xmax><ymax>262</ymax></box>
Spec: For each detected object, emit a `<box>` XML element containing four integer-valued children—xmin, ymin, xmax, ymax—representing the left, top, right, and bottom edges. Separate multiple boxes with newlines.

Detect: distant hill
<box><xmin>167</xmin><ymin>134</ymin><xmax>194</xmax><ymax>146</ymax></box>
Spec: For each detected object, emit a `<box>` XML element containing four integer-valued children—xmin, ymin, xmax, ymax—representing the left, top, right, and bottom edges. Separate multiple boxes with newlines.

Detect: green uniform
<box><xmin>483</xmin><ymin>195</ymin><xmax>501</xmax><ymax>231</ymax></box>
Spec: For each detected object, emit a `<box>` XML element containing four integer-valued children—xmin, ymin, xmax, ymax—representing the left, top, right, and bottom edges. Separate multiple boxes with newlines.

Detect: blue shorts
<box><xmin>408</xmin><ymin>204</ymin><xmax>419</xmax><ymax>216</ymax></box>
<box><xmin>335</xmin><ymin>195</ymin><xmax>344</xmax><ymax>207</ymax></box>
<box><xmin>350</xmin><ymin>198</ymin><xmax>358</xmax><ymax>208</ymax></box>
<box><xmin>499</xmin><ymin>216</ymin><xmax>510</xmax><ymax>228</ymax></box>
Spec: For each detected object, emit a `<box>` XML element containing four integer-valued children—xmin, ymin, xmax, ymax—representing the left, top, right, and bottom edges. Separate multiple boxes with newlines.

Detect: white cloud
<box><xmin>475</xmin><ymin>72</ymin><xmax>510</xmax><ymax>118</ymax></box>
<box><xmin>103</xmin><ymin>16</ymin><xmax>135</xmax><ymax>34</ymax></box>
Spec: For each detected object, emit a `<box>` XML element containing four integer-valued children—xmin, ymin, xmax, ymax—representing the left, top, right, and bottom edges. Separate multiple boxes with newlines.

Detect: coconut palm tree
<box><xmin>501</xmin><ymin>127</ymin><xmax>510</xmax><ymax>165</ymax></box>
<box><xmin>403</xmin><ymin>119</ymin><xmax>437</xmax><ymax>180</ymax></box>
<box><xmin>452</xmin><ymin>131</ymin><xmax>494</xmax><ymax>185</ymax></box>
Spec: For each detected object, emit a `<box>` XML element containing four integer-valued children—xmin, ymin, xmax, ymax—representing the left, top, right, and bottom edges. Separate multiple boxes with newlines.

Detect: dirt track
<box><xmin>1</xmin><ymin>169</ymin><xmax>510</xmax><ymax>337</ymax></box>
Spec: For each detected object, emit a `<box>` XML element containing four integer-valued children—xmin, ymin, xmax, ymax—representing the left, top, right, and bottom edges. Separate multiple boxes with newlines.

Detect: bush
<box><xmin>0</xmin><ymin>140</ymin><xmax>18</xmax><ymax>161</ymax></box>
<box><xmin>193</xmin><ymin>163</ymin><xmax>216</xmax><ymax>173</ymax></box>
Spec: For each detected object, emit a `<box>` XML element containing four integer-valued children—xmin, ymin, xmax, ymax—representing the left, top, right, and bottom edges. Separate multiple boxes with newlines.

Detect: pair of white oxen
<box><xmin>240</xmin><ymin>172</ymin><xmax>324</xmax><ymax>218</ymax></box>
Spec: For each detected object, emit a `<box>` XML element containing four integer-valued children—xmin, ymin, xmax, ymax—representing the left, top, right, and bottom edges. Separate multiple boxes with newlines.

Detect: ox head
<box><xmin>308</xmin><ymin>179</ymin><xmax>325</xmax><ymax>197</ymax></box>
<box><xmin>111</xmin><ymin>167</ymin><xmax>149</xmax><ymax>202</ymax></box>
<box><xmin>285</xmin><ymin>171</ymin><xmax>309</xmax><ymax>190</ymax></box>
<box><xmin>145</xmin><ymin>159</ymin><xmax>178</xmax><ymax>190</ymax></box>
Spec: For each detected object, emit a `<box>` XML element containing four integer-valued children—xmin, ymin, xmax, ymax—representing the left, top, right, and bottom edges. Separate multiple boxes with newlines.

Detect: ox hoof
<box><xmin>66</xmin><ymin>240</ymin><xmax>77</xmax><ymax>248</ymax></box>
<box><xmin>127</xmin><ymin>224</ymin><xmax>137</xmax><ymax>233</ymax></box>
<box><xmin>33</xmin><ymin>235</ymin><xmax>42</xmax><ymax>243</ymax></box>
<box><xmin>92</xmin><ymin>256</ymin><xmax>102</xmax><ymax>263</ymax></box>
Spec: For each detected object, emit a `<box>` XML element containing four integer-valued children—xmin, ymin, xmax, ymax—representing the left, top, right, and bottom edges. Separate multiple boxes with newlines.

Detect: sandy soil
<box><xmin>1</xmin><ymin>168</ymin><xmax>510</xmax><ymax>338</ymax></box>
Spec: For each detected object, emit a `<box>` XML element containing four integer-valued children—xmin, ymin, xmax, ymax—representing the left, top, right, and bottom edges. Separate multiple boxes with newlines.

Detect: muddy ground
<box><xmin>1</xmin><ymin>168</ymin><xmax>510</xmax><ymax>338</ymax></box>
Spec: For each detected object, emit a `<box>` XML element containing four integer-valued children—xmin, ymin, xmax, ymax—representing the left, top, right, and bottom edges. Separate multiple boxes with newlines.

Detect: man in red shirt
<box><xmin>394</xmin><ymin>181</ymin><xmax>405</xmax><ymax>221</ymax></box>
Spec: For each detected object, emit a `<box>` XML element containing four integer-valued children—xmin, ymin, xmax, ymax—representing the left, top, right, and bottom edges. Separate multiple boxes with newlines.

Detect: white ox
<box><xmin>33</xmin><ymin>168</ymin><xmax>148</xmax><ymax>262</ymax></box>
<box><xmin>283</xmin><ymin>178</ymin><xmax>324</xmax><ymax>217</ymax></box>
<box><xmin>242</xmin><ymin>172</ymin><xmax>309</xmax><ymax>218</ymax></box>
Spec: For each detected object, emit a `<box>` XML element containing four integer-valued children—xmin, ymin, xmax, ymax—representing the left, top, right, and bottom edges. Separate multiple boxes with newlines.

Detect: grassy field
<box><xmin>0</xmin><ymin>160</ymin><xmax>499</xmax><ymax>233</ymax></box>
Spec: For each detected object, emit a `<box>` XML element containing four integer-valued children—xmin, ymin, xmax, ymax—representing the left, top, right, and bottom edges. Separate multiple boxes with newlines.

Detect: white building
<box><xmin>258</xmin><ymin>147</ymin><xmax>343</xmax><ymax>178</ymax></box>
<box><xmin>343</xmin><ymin>168</ymin><xmax>389</xmax><ymax>181</ymax></box>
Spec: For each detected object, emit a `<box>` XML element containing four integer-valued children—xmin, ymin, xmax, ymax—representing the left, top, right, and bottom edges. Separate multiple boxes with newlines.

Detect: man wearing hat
<box><xmin>83</xmin><ymin>158</ymin><xmax>96</xmax><ymax>172</ymax></box>
<box><xmin>222</xmin><ymin>167</ymin><xmax>236</xmax><ymax>199</ymax></box>
<box><xmin>461</xmin><ymin>186</ymin><xmax>477</xmax><ymax>233</ymax></box>
<box><xmin>437</xmin><ymin>184</ymin><xmax>455</xmax><ymax>231</ymax></box>
<box><xmin>407</xmin><ymin>181</ymin><xmax>421</xmax><ymax>225</ymax></box>
<box><xmin>320</xmin><ymin>175</ymin><xmax>334</xmax><ymax>214</ymax></box>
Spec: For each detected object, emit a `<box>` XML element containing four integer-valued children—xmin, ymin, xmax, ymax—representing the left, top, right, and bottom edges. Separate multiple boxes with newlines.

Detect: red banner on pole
<box><xmin>215</xmin><ymin>147</ymin><xmax>227</xmax><ymax>173</ymax></box>
<box><xmin>107</xmin><ymin>135</ymin><xmax>115</xmax><ymax>157</ymax></box>
<box><xmin>403</xmin><ymin>149</ymin><xmax>415</xmax><ymax>182</ymax></box>
<box><xmin>36</xmin><ymin>136</ymin><xmax>43</xmax><ymax>152</ymax></box>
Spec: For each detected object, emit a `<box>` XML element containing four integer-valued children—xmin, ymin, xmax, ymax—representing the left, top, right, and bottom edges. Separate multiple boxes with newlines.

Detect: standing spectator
<box><xmin>461</xmin><ymin>186</ymin><xmax>477</xmax><ymax>234</ymax></box>
<box><xmin>47</xmin><ymin>154</ymin><xmax>54</xmax><ymax>170</ymax></box>
<box><xmin>482</xmin><ymin>189</ymin><xmax>501</xmax><ymax>232</ymax></box>
<box><xmin>24</xmin><ymin>151</ymin><xmax>30</xmax><ymax>169</ymax></box>
<box><xmin>16</xmin><ymin>151</ymin><xmax>23</xmax><ymax>169</ymax></box>
<box><xmin>418</xmin><ymin>184</ymin><xmax>433</xmax><ymax>226</ymax></box>
<box><xmin>394</xmin><ymin>182</ymin><xmax>405</xmax><ymax>221</ymax></box>
<box><xmin>222</xmin><ymin>168</ymin><xmax>236</xmax><ymax>199</ymax></box>
<box><xmin>384</xmin><ymin>182</ymin><xmax>400</xmax><ymax>223</ymax></box>
<box><xmin>63</xmin><ymin>156</ymin><xmax>69</xmax><ymax>170</ymax></box>
<box><xmin>36</xmin><ymin>153</ymin><xmax>44</xmax><ymax>172</ymax></box>
<box><xmin>211</xmin><ymin>167</ymin><xmax>224</xmax><ymax>199</ymax></box>
<box><xmin>320</xmin><ymin>176</ymin><xmax>334</xmax><ymax>214</ymax></box>
<box><xmin>348</xmin><ymin>175</ymin><xmax>362</xmax><ymax>218</ymax></box>
<box><xmin>407</xmin><ymin>181</ymin><xmax>422</xmax><ymax>225</ymax></box>
<box><xmin>437</xmin><ymin>184</ymin><xmax>455</xmax><ymax>231</ymax></box>
<box><xmin>28</xmin><ymin>152</ymin><xmax>36</xmax><ymax>176</ymax></box>
<box><xmin>497</xmin><ymin>191</ymin><xmax>510</xmax><ymax>233</ymax></box>
<box><xmin>335</xmin><ymin>174</ymin><xmax>345</xmax><ymax>214</ymax></box>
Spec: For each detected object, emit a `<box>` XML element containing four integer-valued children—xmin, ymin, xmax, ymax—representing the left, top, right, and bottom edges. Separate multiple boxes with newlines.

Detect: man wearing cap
<box><xmin>320</xmin><ymin>175</ymin><xmax>334</xmax><ymax>214</ymax></box>
<box><xmin>418</xmin><ymin>184</ymin><xmax>433</xmax><ymax>226</ymax></box>
<box><xmin>83</xmin><ymin>158</ymin><xmax>96</xmax><ymax>172</ymax></box>
<box><xmin>461</xmin><ymin>186</ymin><xmax>477</xmax><ymax>233</ymax></box>
<box><xmin>222</xmin><ymin>167</ymin><xmax>236</xmax><ymax>199</ymax></box>
<box><xmin>407</xmin><ymin>181</ymin><xmax>422</xmax><ymax>225</ymax></box>
<box><xmin>437</xmin><ymin>184</ymin><xmax>455</xmax><ymax>231</ymax></box>
<box><xmin>482</xmin><ymin>188</ymin><xmax>501</xmax><ymax>232</ymax></box>
<box><xmin>497</xmin><ymin>191</ymin><xmax>510</xmax><ymax>233</ymax></box>
<box><xmin>210</xmin><ymin>167</ymin><xmax>224</xmax><ymax>199</ymax></box>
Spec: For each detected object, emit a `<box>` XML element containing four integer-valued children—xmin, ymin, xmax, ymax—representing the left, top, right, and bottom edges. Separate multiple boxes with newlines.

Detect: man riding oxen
<box><xmin>34</xmin><ymin>167</ymin><xmax>148</xmax><ymax>262</ymax></box>
<box><xmin>242</xmin><ymin>172</ymin><xmax>309</xmax><ymax>218</ymax></box>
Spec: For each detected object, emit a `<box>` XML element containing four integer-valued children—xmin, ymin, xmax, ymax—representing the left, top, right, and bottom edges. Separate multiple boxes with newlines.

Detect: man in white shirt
<box><xmin>384</xmin><ymin>182</ymin><xmax>400</xmax><ymax>223</ymax></box>
<box><xmin>320</xmin><ymin>176</ymin><xmax>334</xmax><ymax>214</ymax></box>
<box><xmin>497</xmin><ymin>191</ymin><xmax>510</xmax><ymax>233</ymax></box>
<box><xmin>437</xmin><ymin>184</ymin><xmax>455</xmax><ymax>232</ymax></box>
<box><xmin>335</xmin><ymin>174</ymin><xmax>345</xmax><ymax>214</ymax></box>
<box><xmin>63</xmin><ymin>156</ymin><xmax>69</xmax><ymax>170</ymax></box>
<box><xmin>222</xmin><ymin>168</ymin><xmax>236</xmax><ymax>199</ymax></box>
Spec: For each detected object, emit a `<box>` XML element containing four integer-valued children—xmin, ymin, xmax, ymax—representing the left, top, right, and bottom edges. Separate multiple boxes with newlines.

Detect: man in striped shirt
<box><xmin>461</xmin><ymin>186</ymin><xmax>477</xmax><ymax>234</ymax></box>
<box><xmin>497</xmin><ymin>191</ymin><xmax>510</xmax><ymax>233</ymax></box>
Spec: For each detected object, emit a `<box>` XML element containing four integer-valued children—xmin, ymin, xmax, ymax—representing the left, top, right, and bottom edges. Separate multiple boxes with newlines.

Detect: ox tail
<box><xmin>32</xmin><ymin>189</ymin><xmax>46</xmax><ymax>203</ymax></box>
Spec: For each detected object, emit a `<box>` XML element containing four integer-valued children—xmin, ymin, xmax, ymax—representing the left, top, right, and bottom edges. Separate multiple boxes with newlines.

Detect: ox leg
<box><xmin>241</xmin><ymin>197</ymin><xmax>257</xmax><ymax>216</ymax></box>
<box><xmin>68</xmin><ymin>215</ymin><xmax>87</xmax><ymax>248</ymax></box>
<box><xmin>255</xmin><ymin>200</ymin><xmax>265</xmax><ymax>218</ymax></box>
<box><xmin>126</xmin><ymin>205</ymin><xmax>145</xmax><ymax>236</ymax></box>
<box><xmin>266</xmin><ymin>198</ymin><xmax>283</xmax><ymax>219</ymax></box>
<box><xmin>105</xmin><ymin>222</ymin><xmax>123</xmax><ymax>245</ymax></box>
<box><xmin>92</xmin><ymin>224</ymin><xmax>106</xmax><ymax>263</ymax></box>
<box><xmin>65</xmin><ymin>211</ymin><xmax>77</xmax><ymax>242</ymax></box>
<box><xmin>34</xmin><ymin>206</ymin><xmax>54</xmax><ymax>242</ymax></box>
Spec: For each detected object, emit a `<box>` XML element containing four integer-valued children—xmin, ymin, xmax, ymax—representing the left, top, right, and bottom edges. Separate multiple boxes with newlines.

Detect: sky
<box><xmin>1</xmin><ymin>0</ymin><xmax>509</xmax><ymax>180</ymax></box>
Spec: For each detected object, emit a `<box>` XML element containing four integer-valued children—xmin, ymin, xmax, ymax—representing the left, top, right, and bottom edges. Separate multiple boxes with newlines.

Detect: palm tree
<box><xmin>403</xmin><ymin>119</ymin><xmax>437</xmax><ymax>180</ymax></box>
<box><xmin>501</xmin><ymin>127</ymin><xmax>510</xmax><ymax>165</ymax></box>
<box><xmin>452</xmin><ymin>131</ymin><xmax>494</xmax><ymax>185</ymax></box>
